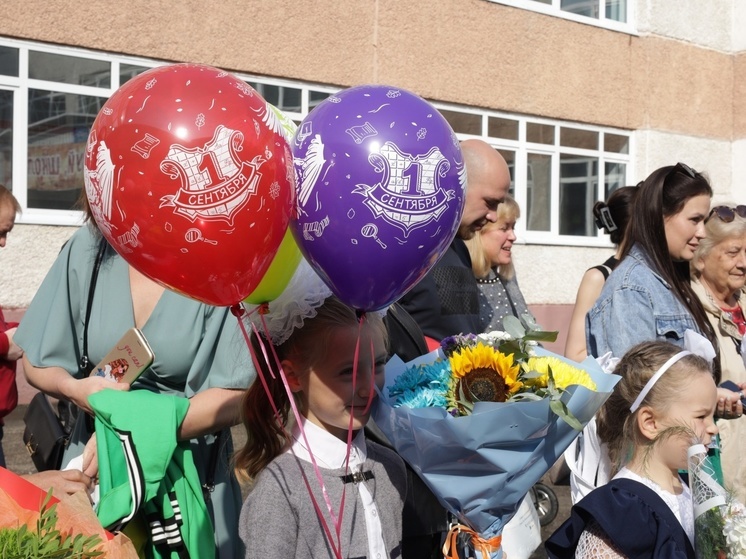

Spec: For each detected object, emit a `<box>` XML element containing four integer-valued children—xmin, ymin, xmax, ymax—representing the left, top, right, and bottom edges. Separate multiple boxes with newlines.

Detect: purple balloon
<box><xmin>291</xmin><ymin>85</ymin><xmax>466</xmax><ymax>311</ymax></box>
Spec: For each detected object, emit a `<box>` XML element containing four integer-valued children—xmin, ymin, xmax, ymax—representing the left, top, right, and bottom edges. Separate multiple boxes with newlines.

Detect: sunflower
<box><xmin>525</xmin><ymin>356</ymin><xmax>597</xmax><ymax>391</ymax></box>
<box><xmin>447</xmin><ymin>343</ymin><xmax>522</xmax><ymax>413</ymax></box>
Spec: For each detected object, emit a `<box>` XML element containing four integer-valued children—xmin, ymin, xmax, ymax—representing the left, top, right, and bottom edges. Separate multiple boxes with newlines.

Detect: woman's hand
<box><xmin>716</xmin><ymin>387</ymin><xmax>744</xmax><ymax>420</ymax></box>
<box><xmin>81</xmin><ymin>434</ymin><xmax>99</xmax><ymax>480</ymax></box>
<box><xmin>23</xmin><ymin>357</ymin><xmax>128</xmax><ymax>413</ymax></box>
<box><xmin>24</xmin><ymin>469</ymin><xmax>94</xmax><ymax>496</ymax></box>
<box><xmin>59</xmin><ymin>375</ymin><xmax>130</xmax><ymax>415</ymax></box>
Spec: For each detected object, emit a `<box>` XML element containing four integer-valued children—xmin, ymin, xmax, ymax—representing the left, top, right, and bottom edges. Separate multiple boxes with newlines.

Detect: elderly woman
<box><xmin>691</xmin><ymin>203</ymin><xmax>746</xmax><ymax>501</ymax></box>
<box><xmin>465</xmin><ymin>194</ymin><xmax>535</xmax><ymax>332</ymax></box>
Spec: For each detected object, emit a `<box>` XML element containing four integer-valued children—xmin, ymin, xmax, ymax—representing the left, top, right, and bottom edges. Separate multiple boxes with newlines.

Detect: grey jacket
<box><xmin>240</xmin><ymin>440</ymin><xmax>406</xmax><ymax>559</ymax></box>
<box><xmin>586</xmin><ymin>244</ymin><xmax>700</xmax><ymax>359</ymax></box>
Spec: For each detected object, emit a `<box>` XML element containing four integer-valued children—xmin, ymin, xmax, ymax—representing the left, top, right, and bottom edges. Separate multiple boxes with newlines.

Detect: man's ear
<box><xmin>636</xmin><ymin>406</ymin><xmax>660</xmax><ymax>441</ymax></box>
<box><xmin>281</xmin><ymin>360</ymin><xmax>303</xmax><ymax>392</ymax></box>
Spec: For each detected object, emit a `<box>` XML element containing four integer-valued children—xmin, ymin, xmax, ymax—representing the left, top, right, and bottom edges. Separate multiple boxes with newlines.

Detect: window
<box><xmin>438</xmin><ymin>105</ymin><xmax>632</xmax><ymax>246</ymax></box>
<box><xmin>486</xmin><ymin>0</ymin><xmax>632</xmax><ymax>32</ymax></box>
<box><xmin>3</xmin><ymin>39</ymin><xmax>632</xmax><ymax>245</ymax></box>
<box><xmin>0</xmin><ymin>89</ymin><xmax>12</xmax><ymax>189</ymax></box>
<box><xmin>1</xmin><ymin>38</ymin><xmax>336</xmax><ymax>225</ymax></box>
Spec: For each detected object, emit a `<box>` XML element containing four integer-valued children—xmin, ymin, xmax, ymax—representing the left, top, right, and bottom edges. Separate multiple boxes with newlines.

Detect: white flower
<box><xmin>477</xmin><ymin>331</ymin><xmax>514</xmax><ymax>345</ymax></box>
<box><xmin>724</xmin><ymin>503</ymin><xmax>746</xmax><ymax>556</ymax></box>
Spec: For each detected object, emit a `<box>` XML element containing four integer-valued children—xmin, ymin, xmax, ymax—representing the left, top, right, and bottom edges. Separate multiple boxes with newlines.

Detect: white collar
<box><xmin>287</xmin><ymin>418</ymin><xmax>368</xmax><ymax>469</ymax></box>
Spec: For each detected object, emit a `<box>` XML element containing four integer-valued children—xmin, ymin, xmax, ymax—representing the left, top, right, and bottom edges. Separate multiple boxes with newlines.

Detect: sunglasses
<box><xmin>705</xmin><ymin>205</ymin><xmax>746</xmax><ymax>224</ymax></box>
<box><xmin>661</xmin><ymin>162</ymin><xmax>697</xmax><ymax>191</ymax></box>
<box><xmin>675</xmin><ymin>161</ymin><xmax>697</xmax><ymax>178</ymax></box>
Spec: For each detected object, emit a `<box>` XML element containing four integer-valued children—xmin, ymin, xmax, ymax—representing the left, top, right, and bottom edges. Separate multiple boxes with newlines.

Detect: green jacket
<box><xmin>91</xmin><ymin>389</ymin><xmax>215</xmax><ymax>559</ymax></box>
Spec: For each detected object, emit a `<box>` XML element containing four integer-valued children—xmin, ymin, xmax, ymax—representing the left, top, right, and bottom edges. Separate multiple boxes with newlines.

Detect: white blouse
<box><xmin>285</xmin><ymin>419</ymin><xmax>387</xmax><ymax>559</ymax></box>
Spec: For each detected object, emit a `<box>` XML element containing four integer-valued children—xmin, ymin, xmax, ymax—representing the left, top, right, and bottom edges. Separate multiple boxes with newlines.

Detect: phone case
<box><xmin>91</xmin><ymin>328</ymin><xmax>155</xmax><ymax>384</ymax></box>
<box><xmin>720</xmin><ymin>380</ymin><xmax>740</xmax><ymax>392</ymax></box>
<box><xmin>719</xmin><ymin>380</ymin><xmax>746</xmax><ymax>404</ymax></box>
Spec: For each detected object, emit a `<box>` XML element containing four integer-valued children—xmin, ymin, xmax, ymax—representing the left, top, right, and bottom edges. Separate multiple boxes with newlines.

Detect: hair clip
<box><xmin>595</xmin><ymin>206</ymin><xmax>617</xmax><ymax>233</ymax></box>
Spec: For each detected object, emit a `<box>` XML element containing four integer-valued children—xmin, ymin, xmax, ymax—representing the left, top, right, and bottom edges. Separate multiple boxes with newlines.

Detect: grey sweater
<box><xmin>240</xmin><ymin>440</ymin><xmax>407</xmax><ymax>559</ymax></box>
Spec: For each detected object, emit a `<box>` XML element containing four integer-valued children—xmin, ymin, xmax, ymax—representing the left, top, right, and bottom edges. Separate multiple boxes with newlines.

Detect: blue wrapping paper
<box><xmin>373</xmin><ymin>347</ymin><xmax>620</xmax><ymax>545</ymax></box>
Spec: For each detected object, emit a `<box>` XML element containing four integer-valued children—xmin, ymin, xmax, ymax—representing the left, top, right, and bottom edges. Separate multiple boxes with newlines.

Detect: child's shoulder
<box><xmin>547</xmin><ymin>478</ymin><xmax>694</xmax><ymax>559</ymax></box>
<box><xmin>366</xmin><ymin>439</ymin><xmax>405</xmax><ymax>465</ymax></box>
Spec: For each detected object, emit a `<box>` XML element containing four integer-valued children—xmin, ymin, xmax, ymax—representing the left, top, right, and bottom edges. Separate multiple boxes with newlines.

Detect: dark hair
<box><xmin>593</xmin><ymin>186</ymin><xmax>637</xmax><ymax>245</ymax></box>
<box><xmin>234</xmin><ymin>297</ymin><xmax>387</xmax><ymax>481</ymax></box>
<box><xmin>596</xmin><ymin>341</ymin><xmax>711</xmax><ymax>473</ymax></box>
<box><xmin>619</xmin><ymin>164</ymin><xmax>719</xmax><ymax>377</ymax></box>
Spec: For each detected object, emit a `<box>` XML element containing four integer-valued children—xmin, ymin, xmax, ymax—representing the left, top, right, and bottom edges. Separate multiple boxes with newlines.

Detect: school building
<box><xmin>1</xmin><ymin>0</ymin><xmax>744</xmax><ymax>360</ymax></box>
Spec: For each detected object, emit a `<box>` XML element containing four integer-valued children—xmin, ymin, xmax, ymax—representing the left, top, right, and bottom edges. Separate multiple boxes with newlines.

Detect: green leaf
<box><xmin>498</xmin><ymin>339</ymin><xmax>523</xmax><ymax>358</ymax></box>
<box><xmin>523</xmin><ymin>330</ymin><xmax>559</xmax><ymax>343</ymax></box>
<box><xmin>502</xmin><ymin>315</ymin><xmax>526</xmax><ymax>340</ymax></box>
<box><xmin>549</xmin><ymin>399</ymin><xmax>583</xmax><ymax>431</ymax></box>
<box><xmin>0</xmin><ymin>493</ymin><xmax>104</xmax><ymax>559</ymax></box>
<box><xmin>509</xmin><ymin>392</ymin><xmax>543</xmax><ymax>402</ymax></box>
<box><xmin>520</xmin><ymin>369</ymin><xmax>543</xmax><ymax>380</ymax></box>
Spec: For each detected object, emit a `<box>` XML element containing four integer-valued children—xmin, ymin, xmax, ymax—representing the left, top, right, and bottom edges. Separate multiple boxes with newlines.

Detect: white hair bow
<box><xmin>683</xmin><ymin>330</ymin><xmax>716</xmax><ymax>363</ymax></box>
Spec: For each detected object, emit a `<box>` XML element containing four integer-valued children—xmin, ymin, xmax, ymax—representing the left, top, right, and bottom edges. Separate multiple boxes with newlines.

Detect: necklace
<box><xmin>476</xmin><ymin>274</ymin><xmax>501</xmax><ymax>285</ymax></box>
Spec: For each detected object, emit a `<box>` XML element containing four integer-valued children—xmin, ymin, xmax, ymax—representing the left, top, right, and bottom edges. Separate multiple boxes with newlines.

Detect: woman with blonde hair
<box><xmin>465</xmin><ymin>194</ymin><xmax>535</xmax><ymax>332</ymax></box>
<box><xmin>691</xmin><ymin>203</ymin><xmax>746</xmax><ymax>501</ymax></box>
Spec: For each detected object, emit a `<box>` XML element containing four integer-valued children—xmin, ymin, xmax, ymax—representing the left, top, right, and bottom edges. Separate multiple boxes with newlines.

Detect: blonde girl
<box><xmin>547</xmin><ymin>341</ymin><xmax>717</xmax><ymax>559</ymax></box>
<box><xmin>236</xmin><ymin>293</ymin><xmax>406</xmax><ymax>559</ymax></box>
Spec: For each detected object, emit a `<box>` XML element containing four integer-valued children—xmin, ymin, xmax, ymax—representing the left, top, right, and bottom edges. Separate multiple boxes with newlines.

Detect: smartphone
<box><xmin>91</xmin><ymin>328</ymin><xmax>155</xmax><ymax>384</ymax></box>
<box><xmin>719</xmin><ymin>380</ymin><xmax>746</xmax><ymax>405</ymax></box>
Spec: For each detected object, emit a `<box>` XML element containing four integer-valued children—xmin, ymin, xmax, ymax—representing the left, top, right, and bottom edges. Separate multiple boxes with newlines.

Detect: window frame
<box><xmin>0</xmin><ymin>37</ymin><xmax>337</xmax><ymax>227</ymax></box>
<box><xmin>484</xmin><ymin>0</ymin><xmax>636</xmax><ymax>34</ymax></box>
<box><xmin>2</xmin><ymin>38</ymin><xmax>633</xmax><ymax>247</ymax></box>
<box><xmin>432</xmin><ymin>102</ymin><xmax>633</xmax><ymax>247</ymax></box>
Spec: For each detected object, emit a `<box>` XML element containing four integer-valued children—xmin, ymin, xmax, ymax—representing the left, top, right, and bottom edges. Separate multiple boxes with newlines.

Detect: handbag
<box><xmin>22</xmin><ymin>392</ymin><xmax>69</xmax><ymax>472</ymax></box>
<box><xmin>22</xmin><ymin>238</ymin><xmax>107</xmax><ymax>471</ymax></box>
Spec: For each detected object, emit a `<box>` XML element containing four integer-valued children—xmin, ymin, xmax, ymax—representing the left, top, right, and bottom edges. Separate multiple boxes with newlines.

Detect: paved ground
<box><xmin>4</xmin><ymin>404</ymin><xmax>571</xmax><ymax>558</ymax></box>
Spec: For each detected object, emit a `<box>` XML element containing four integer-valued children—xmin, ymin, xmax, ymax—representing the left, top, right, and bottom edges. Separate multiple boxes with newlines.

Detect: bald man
<box><xmin>397</xmin><ymin>139</ymin><xmax>510</xmax><ymax>342</ymax></box>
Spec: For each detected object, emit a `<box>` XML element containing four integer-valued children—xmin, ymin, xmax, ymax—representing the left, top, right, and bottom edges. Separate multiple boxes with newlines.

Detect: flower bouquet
<box><xmin>0</xmin><ymin>466</ymin><xmax>138</xmax><ymax>558</ymax></box>
<box><xmin>372</xmin><ymin>317</ymin><xmax>620</xmax><ymax>559</ymax></box>
<box><xmin>689</xmin><ymin>443</ymin><xmax>746</xmax><ymax>559</ymax></box>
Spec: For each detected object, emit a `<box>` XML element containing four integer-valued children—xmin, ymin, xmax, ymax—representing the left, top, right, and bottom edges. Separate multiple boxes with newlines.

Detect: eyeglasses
<box><xmin>705</xmin><ymin>205</ymin><xmax>746</xmax><ymax>224</ymax></box>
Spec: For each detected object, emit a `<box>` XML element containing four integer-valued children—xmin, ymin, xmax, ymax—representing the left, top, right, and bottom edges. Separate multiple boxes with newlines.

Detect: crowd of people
<box><xmin>1</xmin><ymin>139</ymin><xmax>745</xmax><ymax>558</ymax></box>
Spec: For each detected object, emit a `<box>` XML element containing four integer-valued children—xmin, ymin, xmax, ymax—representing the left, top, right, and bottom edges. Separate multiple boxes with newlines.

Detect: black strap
<box><xmin>79</xmin><ymin>239</ymin><xmax>107</xmax><ymax>376</ymax></box>
<box><xmin>386</xmin><ymin>302</ymin><xmax>429</xmax><ymax>361</ymax></box>
<box><xmin>202</xmin><ymin>431</ymin><xmax>222</xmax><ymax>500</ymax></box>
<box><xmin>590</xmin><ymin>264</ymin><xmax>612</xmax><ymax>280</ymax></box>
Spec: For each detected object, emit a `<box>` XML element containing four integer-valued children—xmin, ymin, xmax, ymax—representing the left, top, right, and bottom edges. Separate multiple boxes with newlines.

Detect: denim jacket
<box><xmin>586</xmin><ymin>244</ymin><xmax>700</xmax><ymax>359</ymax></box>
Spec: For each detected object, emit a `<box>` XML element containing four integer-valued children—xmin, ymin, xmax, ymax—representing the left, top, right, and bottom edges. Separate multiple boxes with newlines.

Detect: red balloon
<box><xmin>84</xmin><ymin>64</ymin><xmax>295</xmax><ymax>306</ymax></box>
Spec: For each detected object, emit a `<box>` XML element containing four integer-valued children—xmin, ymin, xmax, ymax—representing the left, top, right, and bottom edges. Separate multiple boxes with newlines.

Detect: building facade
<box><xmin>1</xmin><ymin>0</ymin><xmax>744</xmax><ymax>353</ymax></box>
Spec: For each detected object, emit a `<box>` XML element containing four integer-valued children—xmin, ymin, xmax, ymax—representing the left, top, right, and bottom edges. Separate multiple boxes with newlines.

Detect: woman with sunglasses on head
<box><xmin>586</xmin><ymin>164</ymin><xmax>742</xmax><ymax>417</ymax></box>
<box><xmin>690</xmin><ymin>203</ymin><xmax>746</xmax><ymax>501</ymax></box>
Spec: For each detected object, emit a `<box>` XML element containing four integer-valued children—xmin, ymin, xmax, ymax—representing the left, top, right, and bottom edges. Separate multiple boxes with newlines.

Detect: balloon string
<box><xmin>250</xmin><ymin>309</ymin><xmax>344</xmax><ymax>558</ymax></box>
<box><xmin>363</xmin><ymin>313</ymin><xmax>376</xmax><ymax>415</ymax></box>
<box><xmin>339</xmin><ymin>315</ymin><xmax>365</xmax><ymax>533</ymax></box>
